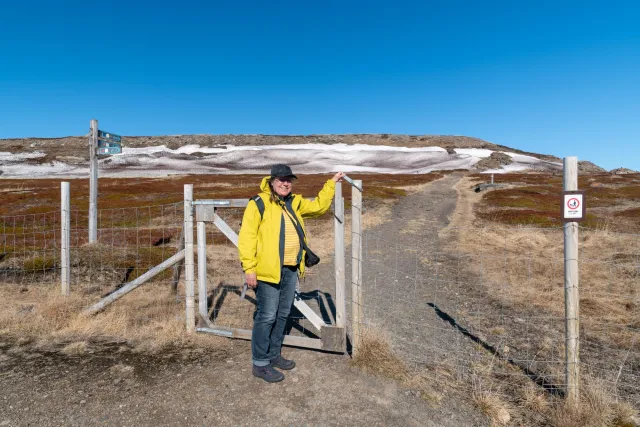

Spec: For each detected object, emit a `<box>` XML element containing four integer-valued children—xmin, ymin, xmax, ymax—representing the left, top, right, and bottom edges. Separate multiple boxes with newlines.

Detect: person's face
<box><xmin>273</xmin><ymin>177</ymin><xmax>293</xmax><ymax>197</ymax></box>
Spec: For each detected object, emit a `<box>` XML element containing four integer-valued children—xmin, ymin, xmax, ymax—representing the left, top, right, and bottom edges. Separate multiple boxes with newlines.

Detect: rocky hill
<box><xmin>0</xmin><ymin>134</ymin><xmax>609</xmax><ymax>178</ymax></box>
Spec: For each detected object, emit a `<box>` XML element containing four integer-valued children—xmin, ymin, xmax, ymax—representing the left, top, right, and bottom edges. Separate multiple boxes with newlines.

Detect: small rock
<box><xmin>80</xmin><ymin>400</ymin><xmax>86</xmax><ymax>404</ymax></box>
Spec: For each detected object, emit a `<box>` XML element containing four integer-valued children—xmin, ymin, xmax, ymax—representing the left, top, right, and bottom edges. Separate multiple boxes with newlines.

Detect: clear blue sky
<box><xmin>1</xmin><ymin>1</ymin><xmax>639</xmax><ymax>170</ymax></box>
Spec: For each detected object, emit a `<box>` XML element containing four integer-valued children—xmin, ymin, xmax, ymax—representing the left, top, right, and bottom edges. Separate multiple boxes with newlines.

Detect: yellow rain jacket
<box><xmin>238</xmin><ymin>176</ymin><xmax>336</xmax><ymax>284</ymax></box>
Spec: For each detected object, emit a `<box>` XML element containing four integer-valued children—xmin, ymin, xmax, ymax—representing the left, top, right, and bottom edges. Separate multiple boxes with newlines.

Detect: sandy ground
<box><xmin>0</xmin><ymin>337</ymin><xmax>486</xmax><ymax>426</ymax></box>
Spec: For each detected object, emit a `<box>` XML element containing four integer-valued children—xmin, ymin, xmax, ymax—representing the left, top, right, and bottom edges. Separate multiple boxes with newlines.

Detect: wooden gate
<box><xmin>185</xmin><ymin>183</ymin><xmax>355</xmax><ymax>353</ymax></box>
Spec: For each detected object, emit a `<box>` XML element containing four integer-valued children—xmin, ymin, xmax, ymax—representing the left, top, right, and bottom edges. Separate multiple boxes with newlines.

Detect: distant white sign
<box><xmin>563</xmin><ymin>192</ymin><xmax>586</xmax><ymax>221</ymax></box>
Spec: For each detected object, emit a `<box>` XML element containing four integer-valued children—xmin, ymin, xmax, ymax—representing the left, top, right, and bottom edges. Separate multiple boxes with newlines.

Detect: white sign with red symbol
<box><xmin>564</xmin><ymin>193</ymin><xmax>584</xmax><ymax>220</ymax></box>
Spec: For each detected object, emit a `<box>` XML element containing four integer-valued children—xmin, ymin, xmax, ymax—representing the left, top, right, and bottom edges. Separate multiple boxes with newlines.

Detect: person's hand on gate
<box><xmin>332</xmin><ymin>172</ymin><xmax>346</xmax><ymax>183</ymax></box>
<box><xmin>245</xmin><ymin>272</ymin><xmax>257</xmax><ymax>289</ymax></box>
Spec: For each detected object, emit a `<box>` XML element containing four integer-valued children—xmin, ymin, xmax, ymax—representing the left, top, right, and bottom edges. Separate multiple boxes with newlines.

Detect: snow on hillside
<box><xmin>0</xmin><ymin>143</ymin><xmax>561</xmax><ymax>178</ymax></box>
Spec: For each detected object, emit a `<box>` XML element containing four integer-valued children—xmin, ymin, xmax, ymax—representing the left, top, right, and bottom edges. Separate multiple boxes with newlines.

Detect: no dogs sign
<box><xmin>562</xmin><ymin>191</ymin><xmax>586</xmax><ymax>222</ymax></box>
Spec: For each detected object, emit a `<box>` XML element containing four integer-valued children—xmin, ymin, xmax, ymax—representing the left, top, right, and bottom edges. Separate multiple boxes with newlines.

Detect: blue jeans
<box><xmin>252</xmin><ymin>266</ymin><xmax>298</xmax><ymax>367</ymax></box>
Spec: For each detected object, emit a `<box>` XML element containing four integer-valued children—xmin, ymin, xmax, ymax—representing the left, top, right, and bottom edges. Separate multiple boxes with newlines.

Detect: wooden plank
<box><xmin>197</xmin><ymin>221</ymin><xmax>208</xmax><ymax>320</ymax></box>
<box><xmin>61</xmin><ymin>182</ymin><xmax>70</xmax><ymax>296</ymax></box>
<box><xmin>213</xmin><ymin>214</ymin><xmax>239</xmax><ymax>247</ymax></box>
<box><xmin>193</xmin><ymin>198</ymin><xmax>316</xmax><ymax>210</ymax></box>
<box><xmin>84</xmin><ymin>249</ymin><xmax>186</xmax><ymax>315</ymax></box>
<box><xmin>171</xmin><ymin>227</ymin><xmax>185</xmax><ymax>293</ymax></box>
<box><xmin>196</xmin><ymin>326</ymin><xmax>324</xmax><ymax>350</ymax></box>
<box><xmin>321</xmin><ymin>326</ymin><xmax>346</xmax><ymax>352</ymax></box>
<box><xmin>334</xmin><ymin>183</ymin><xmax>346</xmax><ymax>328</ymax></box>
<box><xmin>293</xmin><ymin>298</ymin><xmax>326</xmax><ymax>331</ymax></box>
<box><xmin>193</xmin><ymin>199</ymin><xmax>250</xmax><ymax>208</ymax></box>
<box><xmin>184</xmin><ymin>185</ymin><xmax>196</xmax><ymax>333</ymax></box>
<box><xmin>195</xmin><ymin>204</ymin><xmax>216</xmax><ymax>222</ymax></box>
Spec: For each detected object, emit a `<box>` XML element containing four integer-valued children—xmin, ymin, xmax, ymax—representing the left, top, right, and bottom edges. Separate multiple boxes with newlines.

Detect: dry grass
<box><xmin>441</xmin><ymin>176</ymin><xmax>640</xmax><ymax>425</ymax></box>
<box><xmin>472</xmin><ymin>391</ymin><xmax>512</xmax><ymax>426</ymax></box>
<box><xmin>350</xmin><ymin>327</ymin><xmax>446</xmax><ymax>403</ymax></box>
<box><xmin>547</xmin><ymin>379</ymin><xmax>639</xmax><ymax>427</ymax></box>
<box><xmin>0</xmin><ymin>280</ymin><xmax>228</xmax><ymax>353</ymax></box>
<box><xmin>351</xmin><ymin>328</ymin><xmax>409</xmax><ymax>381</ymax></box>
<box><xmin>444</xmin><ymin>177</ymin><xmax>639</xmax><ymax>350</ymax></box>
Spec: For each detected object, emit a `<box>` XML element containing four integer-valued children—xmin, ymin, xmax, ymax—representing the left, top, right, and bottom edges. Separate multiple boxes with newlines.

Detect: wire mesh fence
<box><xmin>0</xmin><ymin>211</ymin><xmax>62</xmax><ymax>286</ymax></box>
<box><xmin>353</xmin><ymin>220</ymin><xmax>639</xmax><ymax>406</ymax></box>
<box><xmin>1</xmin><ymin>188</ymin><xmax>637</xmax><ymax>407</ymax></box>
<box><xmin>65</xmin><ymin>203</ymin><xmax>184</xmax><ymax>304</ymax></box>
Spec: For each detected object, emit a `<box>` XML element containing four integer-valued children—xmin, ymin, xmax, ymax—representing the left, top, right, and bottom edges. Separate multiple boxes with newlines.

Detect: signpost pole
<box><xmin>563</xmin><ymin>156</ymin><xmax>580</xmax><ymax>405</ymax></box>
<box><xmin>89</xmin><ymin>119</ymin><xmax>98</xmax><ymax>244</ymax></box>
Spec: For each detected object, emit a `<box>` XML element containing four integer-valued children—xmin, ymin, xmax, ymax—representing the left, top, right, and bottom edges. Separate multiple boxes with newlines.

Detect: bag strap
<box><xmin>250</xmin><ymin>195</ymin><xmax>265</xmax><ymax>220</ymax></box>
<box><xmin>281</xmin><ymin>202</ymin><xmax>311</xmax><ymax>252</ymax></box>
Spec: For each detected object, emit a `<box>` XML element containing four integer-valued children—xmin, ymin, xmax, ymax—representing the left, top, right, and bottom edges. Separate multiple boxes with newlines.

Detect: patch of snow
<box><xmin>0</xmin><ymin>151</ymin><xmax>46</xmax><ymax>161</ymax></box>
<box><xmin>0</xmin><ymin>144</ymin><xmax>557</xmax><ymax>178</ymax></box>
<box><xmin>481</xmin><ymin>164</ymin><xmax>531</xmax><ymax>174</ymax></box>
<box><xmin>454</xmin><ymin>148</ymin><xmax>493</xmax><ymax>158</ymax></box>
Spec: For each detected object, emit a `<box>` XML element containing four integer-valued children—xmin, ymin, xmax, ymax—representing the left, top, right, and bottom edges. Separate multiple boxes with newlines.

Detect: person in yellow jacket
<box><xmin>238</xmin><ymin>164</ymin><xmax>345</xmax><ymax>382</ymax></box>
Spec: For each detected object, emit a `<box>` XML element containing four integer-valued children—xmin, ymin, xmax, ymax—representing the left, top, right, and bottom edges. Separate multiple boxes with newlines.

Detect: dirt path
<box><xmin>0</xmin><ymin>174</ymin><xmax>489</xmax><ymax>427</ymax></box>
<box><xmin>360</xmin><ymin>173</ymin><xmax>487</xmax><ymax>369</ymax></box>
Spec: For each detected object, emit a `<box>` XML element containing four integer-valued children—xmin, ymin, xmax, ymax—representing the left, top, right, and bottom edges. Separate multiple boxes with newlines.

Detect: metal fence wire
<box><xmin>0</xmin><ymin>192</ymin><xmax>637</xmax><ymax>408</ymax></box>
<box><xmin>67</xmin><ymin>203</ymin><xmax>184</xmax><ymax>305</ymax></box>
<box><xmin>0</xmin><ymin>211</ymin><xmax>61</xmax><ymax>285</ymax></box>
<box><xmin>354</xmin><ymin>215</ymin><xmax>639</xmax><ymax>407</ymax></box>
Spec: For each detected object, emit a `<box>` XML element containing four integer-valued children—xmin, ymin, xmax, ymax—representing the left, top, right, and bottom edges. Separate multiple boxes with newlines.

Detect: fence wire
<box><xmin>0</xmin><ymin>211</ymin><xmax>61</xmax><ymax>285</ymax></box>
<box><xmin>353</xmin><ymin>216</ymin><xmax>639</xmax><ymax>407</ymax></box>
<box><xmin>2</xmin><ymin>193</ymin><xmax>637</xmax><ymax>408</ymax></box>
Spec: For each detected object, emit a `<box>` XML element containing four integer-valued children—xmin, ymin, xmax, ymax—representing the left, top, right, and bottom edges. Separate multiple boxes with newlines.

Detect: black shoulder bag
<box><xmin>282</xmin><ymin>204</ymin><xmax>321</xmax><ymax>268</ymax></box>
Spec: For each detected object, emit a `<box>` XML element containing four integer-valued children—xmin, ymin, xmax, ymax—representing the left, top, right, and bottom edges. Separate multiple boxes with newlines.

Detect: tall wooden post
<box><xmin>61</xmin><ymin>182</ymin><xmax>70</xmax><ymax>296</ymax></box>
<box><xmin>197</xmin><ymin>220</ymin><xmax>208</xmax><ymax>320</ymax></box>
<box><xmin>351</xmin><ymin>180</ymin><xmax>363</xmax><ymax>354</ymax></box>
<box><xmin>334</xmin><ymin>183</ymin><xmax>346</xmax><ymax>329</ymax></box>
<box><xmin>184</xmin><ymin>185</ymin><xmax>195</xmax><ymax>333</ymax></box>
<box><xmin>564</xmin><ymin>156</ymin><xmax>580</xmax><ymax>404</ymax></box>
<box><xmin>89</xmin><ymin>119</ymin><xmax>98</xmax><ymax>243</ymax></box>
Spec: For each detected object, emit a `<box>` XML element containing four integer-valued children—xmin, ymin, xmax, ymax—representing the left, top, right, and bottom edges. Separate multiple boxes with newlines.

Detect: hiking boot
<box><xmin>270</xmin><ymin>355</ymin><xmax>296</xmax><ymax>370</ymax></box>
<box><xmin>252</xmin><ymin>365</ymin><xmax>285</xmax><ymax>383</ymax></box>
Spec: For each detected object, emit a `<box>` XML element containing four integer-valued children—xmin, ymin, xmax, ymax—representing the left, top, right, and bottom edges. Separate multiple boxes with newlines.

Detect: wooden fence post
<box><xmin>351</xmin><ymin>180</ymin><xmax>363</xmax><ymax>354</ymax></box>
<box><xmin>171</xmin><ymin>227</ymin><xmax>185</xmax><ymax>293</ymax></box>
<box><xmin>184</xmin><ymin>185</ymin><xmax>195</xmax><ymax>333</ymax></box>
<box><xmin>61</xmin><ymin>182</ymin><xmax>70</xmax><ymax>296</ymax></box>
<box><xmin>89</xmin><ymin>119</ymin><xmax>98</xmax><ymax>243</ymax></box>
<box><xmin>197</xmin><ymin>220</ymin><xmax>208</xmax><ymax>321</ymax></box>
<box><xmin>334</xmin><ymin>183</ymin><xmax>346</xmax><ymax>329</ymax></box>
<box><xmin>564</xmin><ymin>156</ymin><xmax>580</xmax><ymax>404</ymax></box>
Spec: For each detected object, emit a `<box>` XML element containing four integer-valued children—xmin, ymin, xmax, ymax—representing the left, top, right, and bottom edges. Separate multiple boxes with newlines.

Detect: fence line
<box><xmin>0</xmin><ymin>185</ymin><xmax>637</xmax><ymax>407</ymax></box>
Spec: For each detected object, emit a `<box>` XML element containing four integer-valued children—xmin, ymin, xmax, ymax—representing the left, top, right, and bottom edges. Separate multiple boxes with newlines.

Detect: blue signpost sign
<box><xmin>98</xmin><ymin>140</ymin><xmax>120</xmax><ymax>148</ymax></box>
<box><xmin>96</xmin><ymin>129</ymin><xmax>123</xmax><ymax>155</ymax></box>
<box><xmin>98</xmin><ymin>146</ymin><xmax>122</xmax><ymax>155</ymax></box>
<box><xmin>98</xmin><ymin>130</ymin><xmax>122</xmax><ymax>143</ymax></box>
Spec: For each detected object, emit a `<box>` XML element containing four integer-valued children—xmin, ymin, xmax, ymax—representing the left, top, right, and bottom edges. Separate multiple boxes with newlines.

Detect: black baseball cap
<box><xmin>270</xmin><ymin>164</ymin><xmax>297</xmax><ymax>179</ymax></box>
